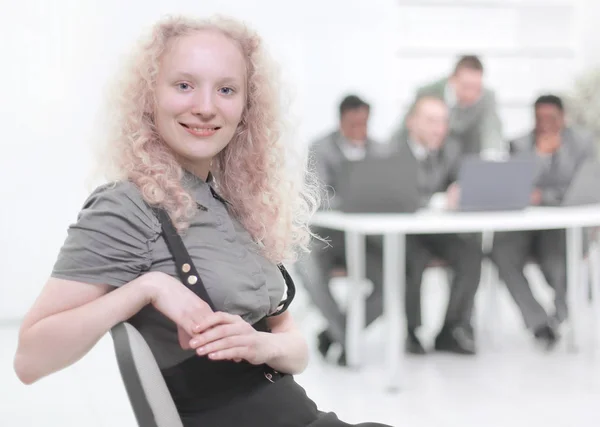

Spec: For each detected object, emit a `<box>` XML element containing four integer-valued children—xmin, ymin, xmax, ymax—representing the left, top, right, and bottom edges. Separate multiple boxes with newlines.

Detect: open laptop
<box><xmin>562</xmin><ymin>160</ymin><xmax>600</xmax><ymax>206</ymax></box>
<box><xmin>458</xmin><ymin>155</ymin><xmax>538</xmax><ymax>212</ymax></box>
<box><xmin>336</xmin><ymin>154</ymin><xmax>420</xmax><ymax>214</ymax></box>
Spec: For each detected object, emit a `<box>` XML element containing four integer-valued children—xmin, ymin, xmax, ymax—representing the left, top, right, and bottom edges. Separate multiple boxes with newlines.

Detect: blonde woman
<box><xmin>13</xmin><ymin>15</ymin><xmax>391</xmax><ymax>427</ymax></box>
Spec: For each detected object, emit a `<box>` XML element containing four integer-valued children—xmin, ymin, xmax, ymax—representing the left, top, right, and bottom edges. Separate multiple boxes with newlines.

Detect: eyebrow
<box><xmin>172</xmin><ymin>71</ymin><xmax>243</xmax><ymax>85</ymax></box>
<box><xmin>173</xmin><ymin>71</ymin><xmax>197</xmax><ymax>80</ymax></box>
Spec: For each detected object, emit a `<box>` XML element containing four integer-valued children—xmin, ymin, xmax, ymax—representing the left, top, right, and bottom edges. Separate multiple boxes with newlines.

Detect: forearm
<box><xmin>261</xmin><ymin>328</ymin><xmax>309</xmax><ymax>375</ymax></box>
<box><xmin>14</xmin><ymin>276</ymin><xmax>153</xmax><ymax>384</ymax></box>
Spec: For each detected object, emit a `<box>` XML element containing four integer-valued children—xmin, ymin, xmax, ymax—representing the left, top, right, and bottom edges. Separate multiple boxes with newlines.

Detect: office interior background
<box><xmin>1</xmin><ymin>0</ymin><xmax>600</xmax><ymax>426</ymax></box>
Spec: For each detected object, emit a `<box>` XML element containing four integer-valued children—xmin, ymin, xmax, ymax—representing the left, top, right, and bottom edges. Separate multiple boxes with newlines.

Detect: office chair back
<box><xmin>110</xmin><ymin>322</ymin><xmax>184</xmax><ymax>427</ymax></box>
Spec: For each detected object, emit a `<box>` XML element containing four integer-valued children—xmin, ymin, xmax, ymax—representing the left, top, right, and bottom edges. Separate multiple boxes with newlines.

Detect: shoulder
<box><xmin>78</xmin><ymin>181</ymin><xmax>161</xmax><ymax>238</ymax></box>
<box><xmin>310</xmin><ymin>130</ymin><xmax>337</xmax><ymax>147</ymax></box>
<box><xmin>482</xmin><ymin>87</ymin><xmax>497</xmax><ymax>103</ymax></box>
<box><xmin>309</xmin><ymin>131</ymin><xmax>338</xmax><ymax>154</ymax></box>
<box><xmin>83</xmin><ymin>180</ymin><xmax>148</xmax><ymax>212</ymax></box>
<box><xmin>417</xmin><ymin>78</ymin><xmax>446</xmax><ymax>97</ymax></box>
<box><xmin>509</xmin><ymin>132</ymin><xmax>534</xmax><ymax>152</ymax></box>
<box><xmin>565</xmin><ymin>126</ymin><xmax>594</xmax><ymax>149</ymax></box>
<box><xmin>52</xmin><ymin>181</ymin><xmax>161</xmax><ymax>287</ymax></box>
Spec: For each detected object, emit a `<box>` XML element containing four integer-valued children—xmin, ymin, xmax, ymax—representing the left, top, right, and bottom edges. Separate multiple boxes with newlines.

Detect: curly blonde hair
<box><xmin>98</xmin><ymin>15</ymin><xmax>319</xmax><ymax>264</ymax></box>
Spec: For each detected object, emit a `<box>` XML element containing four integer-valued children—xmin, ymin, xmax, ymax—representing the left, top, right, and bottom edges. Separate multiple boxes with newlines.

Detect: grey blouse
<box><xmin>51</xmin><ymin>171</ymin><xmax>286</xmax><ymax>368</ymax></box>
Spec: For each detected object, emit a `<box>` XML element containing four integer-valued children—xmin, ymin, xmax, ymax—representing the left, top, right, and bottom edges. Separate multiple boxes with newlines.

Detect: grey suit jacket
<box><xmin>308</xmin><ymin>131</ymin><xmax>389</xmax><ymax>210</ymax></box>
<box><xmin>391</xmin><ymin>78</ymin><xmax>504</xmax><ymax>155</ymax></box>
<box><xmin>510</xmin><ymin>127</ymin><xmax>596</xmax><ymax>206</ymax></box>
<box><xmin>396</xmin><ymin>137</ymin><xmax>463</xmax><ymax>207</ymax></box>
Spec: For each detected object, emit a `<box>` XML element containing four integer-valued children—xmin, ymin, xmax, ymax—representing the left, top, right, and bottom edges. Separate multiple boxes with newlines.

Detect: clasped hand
<box><xmin>145</xmin><ymin>271</ymin><xmax>273</xmax><ymax>366</ymax></box>
<box><xmin>180</xmin><ymin>312</ymin><xmax>271</xmax><ymax>365</ymax></box>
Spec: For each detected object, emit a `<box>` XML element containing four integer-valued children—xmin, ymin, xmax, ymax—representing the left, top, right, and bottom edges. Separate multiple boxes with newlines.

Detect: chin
<box><xmin>187</xmin><ymin>149</ymin><xmax>221</xmax><ymax>162</ymax></box>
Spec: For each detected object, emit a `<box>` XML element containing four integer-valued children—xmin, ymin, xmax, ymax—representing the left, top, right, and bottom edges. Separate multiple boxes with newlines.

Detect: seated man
<box><xmin>490</xmin><ymin>94</ymin><xmax>596</xmax><ymax>350</ymax></box>
<box><xmin>295</xmin><ymin>94</ymin><xmax>388</xmax><ymax>365</ymax></box>
<box><xmin>392</xmin><ymin>55</ymin><xmax>505</xmax><ymax>156</ymax></box>
<box><xmin>396</xmin><ymin>96</ymin><xmax>483</xmax><ymax>355</ymax></box>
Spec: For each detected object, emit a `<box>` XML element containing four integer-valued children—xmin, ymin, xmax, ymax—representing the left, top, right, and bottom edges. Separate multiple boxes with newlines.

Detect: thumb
<box><xmin>178</xmin><ymin>325</ymin><xmax>193</xmax><ymax>349</ymax></box>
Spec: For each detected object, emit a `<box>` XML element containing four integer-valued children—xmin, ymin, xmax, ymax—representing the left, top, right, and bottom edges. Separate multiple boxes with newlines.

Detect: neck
<box><xmin>180</xmin><ymin>158</ymin><xmax>211</xmax><ymax>182</ymax></box>
<box><xmin>340</xmin><ymin>132</ymin><xmax>366</xmax><ymax>147</ymax></box>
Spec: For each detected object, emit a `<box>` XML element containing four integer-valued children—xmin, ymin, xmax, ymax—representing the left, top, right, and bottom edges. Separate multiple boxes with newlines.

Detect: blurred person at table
<box><xmin>397</xmin><ymin>96</ymin><xmax>483</xmax><ymax>355</ymax></box>
<box><xmin>391</xmin><ymin>55</ymin><xmax>505</xmax><ymax>157</ymax></box>
<box><xmin>490</xmin><ymin>94</ymin><xmax>596</xmax><ymax>350</ymax></box>
<box><xmin>295</xmin><ymin>94</ymin><xmax>389</xmax><ymax>365</ymax></box>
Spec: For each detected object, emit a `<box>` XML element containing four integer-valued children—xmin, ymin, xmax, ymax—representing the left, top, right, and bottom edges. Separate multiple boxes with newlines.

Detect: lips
<box><xmin>180</xmin><ymin>123</ymin><xmax>221</xmax><ymax>137</ymax></box>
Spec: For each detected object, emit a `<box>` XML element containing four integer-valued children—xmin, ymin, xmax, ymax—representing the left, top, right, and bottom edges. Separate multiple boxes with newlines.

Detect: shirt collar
<box><xmin>407</xmin><ymin>138</ymin><xmax>429</xmax><ymax>161</ymax></box>
<box><xmin>337</xmin><ymin>133</ymin><xmax>367</xmax><ymax>160</ymax></box>
<box><xmin>182</xmin><ymin>169</ymin><xmax>230</xmax><ymax>206</ymax></box>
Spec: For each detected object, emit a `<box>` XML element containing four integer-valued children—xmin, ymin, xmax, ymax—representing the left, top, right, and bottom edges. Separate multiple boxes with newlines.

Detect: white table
<box><xmin>311</xmin><ymin>204</ymin><xmax>600</xmax><ymax>391</ymax></box>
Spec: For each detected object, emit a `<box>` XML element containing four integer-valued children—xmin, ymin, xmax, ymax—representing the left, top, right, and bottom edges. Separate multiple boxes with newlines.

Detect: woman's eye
<box><xmin>219</xmin><ymin>87</ymin><xmax>235</xmax><ymax>95</ymax></box>
<box><xmin>177</xmin><ymin>83</ymin><xmax>192</xmax><ymax>91</ymax></box>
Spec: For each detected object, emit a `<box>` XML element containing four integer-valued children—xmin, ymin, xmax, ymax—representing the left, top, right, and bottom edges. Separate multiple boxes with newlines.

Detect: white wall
<box><xmin>1</xmin><ymin>0</ymin><xmax>598</xmax><ymax>320</ymax></box>
<box><xmin>581</xmin><ymin>0</ymin><xmax>600</xmax><ymax>67</ymax></box>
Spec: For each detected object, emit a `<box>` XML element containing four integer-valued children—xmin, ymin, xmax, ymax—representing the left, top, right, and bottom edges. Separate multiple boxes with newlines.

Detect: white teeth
<box><xmin>191</xmin><ymin>127</ymin><xmax>216</xmax><ymax>131</ymax></box>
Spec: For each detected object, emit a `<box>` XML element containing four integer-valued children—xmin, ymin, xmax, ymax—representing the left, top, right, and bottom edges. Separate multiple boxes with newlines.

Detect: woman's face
<box><xmin>154</xmin><ymin>30</ymin><xmax>247</xmax><ymax>178</ymax></box>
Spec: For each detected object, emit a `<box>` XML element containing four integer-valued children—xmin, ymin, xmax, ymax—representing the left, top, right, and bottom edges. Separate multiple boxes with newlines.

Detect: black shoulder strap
<box><xmin>154</xmin><ymin>208</ymin><xmax>217</xmax><ymax>311</ymax></box>
<box><xmin>268</xmin><ymin>264</ymin><xmax>296</xmax><ymax>317</ymax></box>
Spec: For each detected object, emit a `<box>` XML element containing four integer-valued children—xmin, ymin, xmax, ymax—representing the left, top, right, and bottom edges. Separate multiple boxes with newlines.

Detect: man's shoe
<box><xmin>406</xmin><ymin>330</ymin><xmax>427</xmax><ymax>355</ymax></box>
<box><xmin>533</xmin><ymin>323</ymin><xmax>560</xmax><ymax>351</ymax></box>
<box><xmin>434</xmin><ymin>326</ymin><xmax>476</xmax><ymax>355</ymax></box>
<box><xmin>317</xmin><ymin>330</ymin><xmax>347</xmax><ymax>366</ymax></box>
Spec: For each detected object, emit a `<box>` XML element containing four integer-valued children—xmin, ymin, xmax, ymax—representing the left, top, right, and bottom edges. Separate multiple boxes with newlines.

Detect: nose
<box><xmin>191</xmin><ymin>88</ymin><xmax>216</xmax><ymax>119</ymax></box>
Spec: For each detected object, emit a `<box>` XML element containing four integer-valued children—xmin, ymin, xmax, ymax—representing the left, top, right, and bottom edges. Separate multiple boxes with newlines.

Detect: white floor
<box><xmin>2</xmin><ymin>266</ymin><xmax>599</xmax><ymax>427</ymax></box>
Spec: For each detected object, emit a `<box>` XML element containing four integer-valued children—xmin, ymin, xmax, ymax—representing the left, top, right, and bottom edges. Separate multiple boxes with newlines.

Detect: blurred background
<box><xmin>1</xmin><ymin>0</ymin><xmax>600</xmax><ymax>426</ymax></box>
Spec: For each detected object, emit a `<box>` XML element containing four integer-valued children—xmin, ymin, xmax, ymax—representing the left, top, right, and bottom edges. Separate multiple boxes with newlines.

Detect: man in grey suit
<box><xmin>490</xmin><ymin>95</ymin><xmax>596</xmax><ymax>350</ymax></box>
<box><xmin>296</xmin><ymin>95</ymin><xmax>388</xmax><ymax>365</ymax></box>
<box><xmin>399</xmin><ymin>96</ymin><xmax>483</xmax><ymax>355</ymax></box>
<box><xmin>392</xmin><ymin>55</ymin><xmax>504</xmax><ymax>156</ymax></box>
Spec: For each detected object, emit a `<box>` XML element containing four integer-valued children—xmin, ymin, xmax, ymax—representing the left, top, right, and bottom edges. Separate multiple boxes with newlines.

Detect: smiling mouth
<box><xmin>180</xmin><ymin>123</ymin><xmax>221</xmax><ymax>137</ymax></box>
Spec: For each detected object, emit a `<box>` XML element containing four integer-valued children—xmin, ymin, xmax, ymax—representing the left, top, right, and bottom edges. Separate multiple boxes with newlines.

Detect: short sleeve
<box><xmin>51</xmin><ymin>181</ymin><xmax>161</xmax><ymax>287</ymax></box>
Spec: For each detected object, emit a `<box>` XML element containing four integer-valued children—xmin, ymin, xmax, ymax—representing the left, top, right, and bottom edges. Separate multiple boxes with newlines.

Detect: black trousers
<box><xmin>405</xmin><ymin>233</ymin><xmax>483</xmax><ymax>331</ymax></box>
<box><xmin>490</xmin><ymin>229</ymin><xmax>567</xmax><ymax>329</ymax></box>
<box><xmin>295</xmin><ymin>227</ymin><xmax>384</xmax><ymax>346</ymax></box>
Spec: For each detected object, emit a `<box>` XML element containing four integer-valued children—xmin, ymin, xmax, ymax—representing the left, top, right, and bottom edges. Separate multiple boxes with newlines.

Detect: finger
<box><xmin>189</xmin><ymin>323</ymin><xmax>245</xmax><ymax>349</ymax></box>
<box><xmin>183</xmin><ymin>314</ymin><xmax>207</xmax><ymax>338</ymax></box>
<box><xmin>179</xmin><ymin>322</ymin><xmax>202</xmax><ymax>347</ymax></box>
<box><xmin>178</xmin><ymin>309</ymin><xmax>211</xmax><ymax>347</ymax></box>
<box><xmin>196</xmin><ymin>336</ymin><xmax>250</xmax><ymax>356</ymax></box>
<box><xmin>207</xmin><ymin>347</ymin><xmax>249</xmax><ymax>362</ymax></box>
<box><xmin>193</xmin><ymin>312</ymin><xmax>242</xmax><ymax>334</ymax></box>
